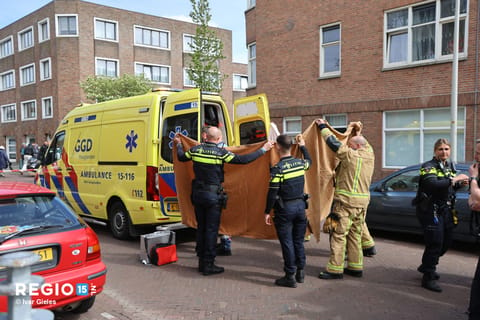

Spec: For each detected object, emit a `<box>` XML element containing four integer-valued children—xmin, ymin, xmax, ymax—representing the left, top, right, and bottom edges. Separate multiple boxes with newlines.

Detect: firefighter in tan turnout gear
<box><xmin>316</xmin><ymin>119</ymin><xmax>375</xmax><ymax>279</ymax></box>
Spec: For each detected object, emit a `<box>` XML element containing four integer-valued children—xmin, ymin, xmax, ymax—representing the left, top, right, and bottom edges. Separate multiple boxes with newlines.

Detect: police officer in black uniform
<box><xmin>415</xmin><ymin>138</ymin><xmax>468</xmax><ymax>292</ymax></box>
<box><xmin>174</xmin><ymin>126</ymin><xmax>273</xmax><ymax>276</ymax></box>
<box><xmin>265</xmin><ymin>134</ymin><xmax>311</xmax><ymax>288</ymax></box>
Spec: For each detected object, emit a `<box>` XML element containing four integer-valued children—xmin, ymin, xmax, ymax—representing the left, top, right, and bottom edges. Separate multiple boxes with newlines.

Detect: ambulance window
<box><xmin>239</xmin><ymin>120</ymin><xmax>267</xmax><ymax>145</ymax></box>
<box><xmin>161</xmin><ymin>113</ymin><xmax>199</xmax><ymax>164</ymax></box>
<box><xmin>44</xmin><ymin>131</ymin><xmax>65</xmax><ymax>165</ymax></box>
<box><xmin>203</xmin><ymin>103</ymin><xmax>228</xmax><ymax>146</ymax></box>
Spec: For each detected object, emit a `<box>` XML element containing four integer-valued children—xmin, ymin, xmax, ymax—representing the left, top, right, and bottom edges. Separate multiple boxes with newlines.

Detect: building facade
<box><xmin>0</xmin><ymin>0</ymin><xmax>247</xmax><ymax>166</ymax></box>
<box><xmin>245</xmin><ymin>0</ymin><xmax>479</xmax><ymax>179</ymax></box>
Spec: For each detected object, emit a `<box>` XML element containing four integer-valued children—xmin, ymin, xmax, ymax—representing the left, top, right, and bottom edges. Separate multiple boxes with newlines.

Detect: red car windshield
<box><xmin>0</xmin><ymin>195</ymin><xmax>82</xmax><ymax>240</ymax></box>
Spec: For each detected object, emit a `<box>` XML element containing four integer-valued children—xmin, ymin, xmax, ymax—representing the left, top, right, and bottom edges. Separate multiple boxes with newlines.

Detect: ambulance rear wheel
<box><xmin>109</xmin><ymin>202</ymin><xmax>131</xmax><ymax>239</ymax></box>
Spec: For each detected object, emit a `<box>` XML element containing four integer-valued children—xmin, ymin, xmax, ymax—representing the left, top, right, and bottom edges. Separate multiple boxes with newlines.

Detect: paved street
<box><xmin>1</xmin><ymin>173</ymin><xmax>479</xmax><ymax>320</ymax></box>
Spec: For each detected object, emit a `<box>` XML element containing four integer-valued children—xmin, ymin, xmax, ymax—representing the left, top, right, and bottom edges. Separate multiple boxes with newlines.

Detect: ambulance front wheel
<box><xmin>109</xmin><ymin>201</ymin><xmax>132</xmax><ymax>239</ymax></box>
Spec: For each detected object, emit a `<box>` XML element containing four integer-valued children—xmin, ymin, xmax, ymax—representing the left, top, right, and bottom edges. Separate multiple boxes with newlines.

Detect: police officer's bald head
<box><xmin>206</xmin><ymin>126</ymin><xmax>222</xmax><ymax>143</ymax></box>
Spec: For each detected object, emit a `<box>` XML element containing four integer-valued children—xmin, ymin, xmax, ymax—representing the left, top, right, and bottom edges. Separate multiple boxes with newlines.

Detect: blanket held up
<box><xmin>173</xmin><ymin>121</ymin><xmax>358</xmax><ymax>242</ymax></box>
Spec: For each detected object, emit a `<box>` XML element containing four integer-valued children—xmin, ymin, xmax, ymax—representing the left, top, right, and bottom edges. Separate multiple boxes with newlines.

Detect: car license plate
<box><xmin>167</xmin><ymin>203</ymin><xmax>179</xmax><ymax>211</ymax></box>
<box><xmin>33</xmin><ymin>248</ymin><xmax>53</xmax><ymax>262</ymax></box>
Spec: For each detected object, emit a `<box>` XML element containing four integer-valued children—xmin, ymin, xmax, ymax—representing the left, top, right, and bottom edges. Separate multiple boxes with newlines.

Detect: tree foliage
<box><xmin>80</xmin><ymin>74</ymin><xmax>153</xmax><ymax>102</ymax></box>
<box><xmin>187</xmin><ymin>0</ymin><xmax>227</xmax><ymax>93</ymax></box>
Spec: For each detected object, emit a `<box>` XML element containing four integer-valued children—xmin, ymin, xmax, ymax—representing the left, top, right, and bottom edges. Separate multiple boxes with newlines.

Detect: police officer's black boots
<box><xmin>198</xmin><ymin>259</ymin><xmax>204</xmax><ymax>273</ymax></box>
<box><xmin>422</xmin><ymin>273</ymin><xmax>442</xmax><ymax>292</ymax></box>
<box><xmin>295</xmin><ymin>269</ymin><xmax>305</xmax><ymax>283</ymax></box>
<box><xmin>275</xmin><ymin>273</ymin><xmax>297</xmax><ymax>288</ymax></box>
<box><xmin>202</xmin><ymin>261</ymin><xmax>224</xmax><ymax>276</ymax></box>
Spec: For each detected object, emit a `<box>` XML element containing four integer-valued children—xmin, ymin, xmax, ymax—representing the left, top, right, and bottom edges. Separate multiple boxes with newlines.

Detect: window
<box><xmin>384</xmin><ymin>107</ymin><xmax>465</xmax><ymax>168</ymax></box>
<box><xmin>39</xmin><ymin>58</ymin><xmax>51</xmax><ymax>81</ymax></box>
<box><xmin>324</xmin><ymin>114</ymin><xmax>347</xmax><ymax>133</ymax></box>
<box><xmin>38</xmin><ymin>18</ymin><xmax>50</xmax><ymax>42</ymax></box>
<box><xmin>248</xmin><ymin>43</ymin><xmax>256</xmax><ymax>87</ymax></box>
<box><xmin>0</xmin><ymin>70</ymin><xmax>15</xmax><ymax>91</ymax></box>
<box><xmin>135</xmin><ymin>63</ymin><xmax>170</xmax><ymax>84</ymax></box>
<box><xmin>134</xmin><ymin>26</ymin><xmax>169</xmax><ymax>49</ymax></box>
<box><xmin>18</xmin><ymin>27</ymin><xmax>34</xmax><ymax>51</ymax></box>
<box><xmin>183</xmin><ymin>34</ymin><xmax>194</xmax><ymax>52</ymax></box>
<box><xmin>95</xmin><ymin>58</ymin><xmax>118</xmax><ymax>77</ymax></box>
<box><xmin>233</xmin><ymin>74</ymin><xmax>248</xmax><ymax>91</ymax></box>
<box><xmin>1</xmin><ymin>104</ymin><xmax>16</xmax><ymax>123</ymax></box>
<box><xmin>283</xmin><ymin>117</ymin><xmax>302</xmax><ymax>141</ymax></box>
<box><xmin>385</xmin><ymin>0</ymin><xmax>468</xmax><ymax>68</ymax></box>
<box><xmin>56</xmin><ymin>15</ymin><xmax>78</xmax><ymax>36</ymax></box>
<box><xmin>94</xmin><ymin>18</ymin><xmax>118</xmax><ymax>41</ymax></box>
<box><xmin>21</xmin><ymin>100</ymin><xmax>37</xmax><ymax>120</ymax></box>
<box><xmin>6</xmin><ymin>137</ymin><xmax>16</xmax><ymax>163</ymax></box>
<box><xmin>320</xmin><ymin>23</ymin><xmax>341</xmax><ymax>77</ymax></box>
<box><xmin>42</xmin><ymin>97</ymin><xmax>53</xmax><ymax>118</ymax></box>
<box><xmin>20</xmin><ymin>64</ymin><xmax>35</xmax><ymax>86</ymax></box>
<box><xmin>44</xmin><ymin>131</ymin><xmax>65</xmax><ymax>165</ymax></box>
<box><xmin>0</xmin><ymin>36</ymin><xmax>14</xmax><ymax>58</ymax></box>
<box><xmin>183</xmin><ymin>68</ymin><xmax>195</xmax><ymax>87</ymax></box>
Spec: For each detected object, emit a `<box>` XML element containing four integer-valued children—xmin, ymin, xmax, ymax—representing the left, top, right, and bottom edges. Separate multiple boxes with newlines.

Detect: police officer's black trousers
<box><xmin>469</xmin><ymin>255</ymin><xmax>480</xmax><ymax>319</ymax></box>
<box><xmin>273</xmin><ymin>199</ymin><xmax>307</xmax><ymax>274</ymax></box>
<box><xmin>192</xmin><ymin>189</ymin><xmax>221</xmax><ymax>264</ymax></box>
<box><xmin>417</xmin><ymin>208</ymin><xmax>454</xmax><ymax>277</ymax></box>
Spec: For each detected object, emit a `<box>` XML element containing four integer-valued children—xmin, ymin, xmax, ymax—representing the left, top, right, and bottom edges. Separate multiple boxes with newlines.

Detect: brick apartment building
<box><xmin>0</xmin><ymin>0</ymin><xmax>247</xmax><ymax>166</ymax></box>
<box><xmin>245</xmin><ymin>0</ymin><xmax>479</xmax><ymax>179</ymax></box>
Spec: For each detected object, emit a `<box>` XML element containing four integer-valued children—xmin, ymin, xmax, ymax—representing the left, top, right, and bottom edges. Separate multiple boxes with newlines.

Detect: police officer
<box><xmin>174</xmin><ymin>126</ymin><xmax>273</xmax><ymax>276</ymax></box>
<box><xmin>415</xmin><ymin>138</ymin><xmax>468</xmax><ymax>292</ymax></box>
<box><xmin>265</xmin><ymin>134</ymin><xmax>311</xmax><ymax>288</ymax></box>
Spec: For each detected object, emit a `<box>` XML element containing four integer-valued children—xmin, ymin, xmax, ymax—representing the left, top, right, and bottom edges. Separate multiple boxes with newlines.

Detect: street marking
<box><xmin>101</xmin><ymin>312</ymin><xmax>117</xmax><ymax>319</ymax></box>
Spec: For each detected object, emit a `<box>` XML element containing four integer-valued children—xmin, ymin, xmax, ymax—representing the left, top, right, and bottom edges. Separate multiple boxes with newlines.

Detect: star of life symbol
<box><xmin>169</xmin><ymin>126</ymin><xmax>189</xmax><ymax>149</ymax></box>
<box><xmin>126</xmin><ymin>130</ymin><xmax>138</xmax><ymax>153</ymax></box>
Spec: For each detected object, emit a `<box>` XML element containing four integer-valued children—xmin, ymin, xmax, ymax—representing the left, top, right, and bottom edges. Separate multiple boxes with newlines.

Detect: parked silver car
<box><xmin>366</xmin><ymin>163</ymin><xmax>478</xmax><ymax>243</ymax></box>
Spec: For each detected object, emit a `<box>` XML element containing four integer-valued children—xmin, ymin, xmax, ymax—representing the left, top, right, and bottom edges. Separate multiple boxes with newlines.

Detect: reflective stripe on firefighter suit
<box><xmin>319</xmin><ymin>126</ymin><xmax>375</xmax><ymax>274</ymax></box>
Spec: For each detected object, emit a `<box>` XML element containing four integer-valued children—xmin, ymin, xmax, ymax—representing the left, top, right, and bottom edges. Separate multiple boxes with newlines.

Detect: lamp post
<box><xmin>450</xmin><ymin>0</ymin><xmax>460</xmax><ymax>162</ymax></box>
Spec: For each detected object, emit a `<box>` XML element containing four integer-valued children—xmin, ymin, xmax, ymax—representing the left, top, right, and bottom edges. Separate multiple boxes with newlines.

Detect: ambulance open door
<box><xmin>233</xmin><ymin>94</ymin><xmax>271</xmax><ymax>146</ymax></box>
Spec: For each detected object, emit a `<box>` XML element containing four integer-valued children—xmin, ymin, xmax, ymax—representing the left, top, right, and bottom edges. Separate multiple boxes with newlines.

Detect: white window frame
<box><xmin>384</xmin><ymin>0</ymin><xmax>469</xmax><ymax>69</ymax></box>
<box><xmin>383</xmin><ymin>107</ymin><xmax>466</xmax><ymax>168</ymax></box>
<box><xmin>320</xmin><ymin>22</ymin><xmax>341</xmax><ymax>78</ymax></box>
<box><xmin>135</xmin><ymin>62</ymin><xmax>170</xmax><ymax>84</ymax></box>
<box><xmin>183</xmin><ymin>34</ymin><xmax>194</xmax><ymax>53</ymax></box>
<box><xmin>6</xmin><ymin>137</ymin><xmax>17</xmax><ymax>163</ymax></box>
<box><xmin>18</xmin><ymin>26</ymin><xmax>34</xmax><ymax>51</ymax></box>
<box><xmin>1</xmin><ymin>103</ymin><xmax>16</xmax><ymax>123</ymax></box>
<box><xmin>324</xmin><ymin>113</ymin><xmax>347</xmax><ymax>132</ymax></box>
<box><xmin>56</xmin><ymin>14</ymin><xmax>79</xmax><ymax>37</ymax></box>
<box><xmin>283</xmin><ymin>116</ymin><xmax>302</xmax><ymax>140</ymax></box>
<box><xmin>247</xmin><ymin>42</ymin><xmax>256</xmax><ymax>87</ymax></box>
<box><xmin>21</xmin><ymin>100</ymin><xmax>37</xmax><ymax>121</ymax></box>
<box><xmin>39</xmin><ymin>57</ymin><xmax>51</xmax><ymax>81</ymax></box>
<box><xmin>41</xmin><ymin>96</ymin><xmax>53</xmax><ymax>119</ymax></box>
<box><xmin>38</xmin><ymin>18</ymin><xmax>50</xmax><ymax>43</ymax></box>
<box><xmin>94</xmin><ymin>17</ymin><xmax>118</xmax><ymax>42</ymax></box>
<box><xmin>19</xmin><ymin>63</ymin><xmax>35</xmax><ymax>86</ymax></box>
<box><xmin>183</xmin><ymin>68</ymin><xmax>195</xmax><ymax>87</ymax></box>
<box><xmin>233</xmin><ymin>74</ymin><xmax>248</xmax><ymax>91</ymax></box>
<box><xmin>0</xmin><ymin>36</ymin><xmax>14</xmax><ymax>58</ymax></box>
<box><xmin>0</xmin><ymin>70</ymin><xmax>15</xmax><ymax>91</ymax></box>
<box><xmin>134</xmin><ymin>25</ymin><xmax>170</xmax><ymax>50</ymax></box>
<box><xmin>95</xmin><ymin>57</ymin><xmax>119</xmax><ymax>77</ymax></box>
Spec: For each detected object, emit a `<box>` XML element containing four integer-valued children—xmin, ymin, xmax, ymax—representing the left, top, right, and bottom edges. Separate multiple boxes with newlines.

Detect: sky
<box><xmin>0</xmin><ymin>0</ymin><xmax>249</xmax><ymax>63</ymax></box>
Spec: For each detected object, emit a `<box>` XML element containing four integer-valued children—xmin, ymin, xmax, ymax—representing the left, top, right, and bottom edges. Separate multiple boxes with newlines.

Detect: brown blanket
<box><xmin>173</xmin><ymin>121</ymin><xmax>356</xmax><ymax>242</ymax></box>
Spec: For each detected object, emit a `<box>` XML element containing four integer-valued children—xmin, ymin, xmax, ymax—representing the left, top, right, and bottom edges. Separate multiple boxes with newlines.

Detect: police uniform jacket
<box><xmin>177</xmin><ymin>141</ymin><xmax>266</xmax><ymax>186</ymax></box>
<box><xmin>318</xmin><ymin>124</ymin><xmax>375</xmax><ymax>208</ymax></box>
<box><xmin>265</xmin><ymin>146</ymin><xmax>311</xmax><ymax>213</ymax></box>
<box><xmin>419</xmin><ymin>157</ymin><xmax>460</xmax><ymax>205</ymax></box>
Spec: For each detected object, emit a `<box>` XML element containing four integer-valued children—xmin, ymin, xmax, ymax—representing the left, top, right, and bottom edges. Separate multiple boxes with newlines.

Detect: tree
<box><xmin>80</xmin><ymin>74</ymin><xmax>153</xmax><ymax>102</ymax></box>
<box><xmin>187</xmin><ymin>0</ymin><xmax>227</xmax><ymax>93</ymax></box>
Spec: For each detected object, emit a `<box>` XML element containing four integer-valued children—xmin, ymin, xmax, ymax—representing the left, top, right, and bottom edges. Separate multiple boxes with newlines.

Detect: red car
<box><xmin>0</xmin><ymin>182</ymin><xmax>106</xmax><ymax>314</ymax></box>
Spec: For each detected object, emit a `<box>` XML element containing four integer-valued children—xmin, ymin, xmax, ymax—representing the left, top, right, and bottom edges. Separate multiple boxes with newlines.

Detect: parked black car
<box><xmin>367</xmin><ymin>163</ymin><xmax>478</xmax><ymax>243</ymax></box>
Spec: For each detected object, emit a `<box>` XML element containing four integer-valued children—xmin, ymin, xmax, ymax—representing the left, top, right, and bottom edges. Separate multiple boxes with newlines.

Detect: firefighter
<box><xmin>174</xmin><ymin>126</ymin><xmax>273</xmax><ymax>275</ymax></box>
<box><xmin>414</xmin><ymin>138</ymin><xmax>468</xmax><ymax>292</ymax></box>
<box><xmin>264</xmin><ymin>134</ymin><xmax>311</xmax><ymax>288</ymax></box>
<box><xmin>316</xmin><ymin>119</ymin><xmax>375</xmax><ymax>279</ymax></box>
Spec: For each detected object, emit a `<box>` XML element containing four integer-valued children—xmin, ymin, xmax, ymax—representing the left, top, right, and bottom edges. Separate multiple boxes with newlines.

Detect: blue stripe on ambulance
<box><xmin>64</xmin><ymin>176</ymin><xmax>91</xmax><ymax>215</ymax></box>
<box><xmin>174</xmin><ymin>102</ymin><xmax>198</xmax><ymax>111</ymax></box>
<box><xmin>50</xmin><ymin>175</ymin><xmax>73</xmax><ymax>208</ymax></box>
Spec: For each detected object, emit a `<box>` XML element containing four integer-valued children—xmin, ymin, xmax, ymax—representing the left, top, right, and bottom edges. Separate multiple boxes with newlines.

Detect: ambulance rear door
<box><xmin>233</xmin><ymin>94</ymin><xmax>270</xmax><ymax>146</ymax></box>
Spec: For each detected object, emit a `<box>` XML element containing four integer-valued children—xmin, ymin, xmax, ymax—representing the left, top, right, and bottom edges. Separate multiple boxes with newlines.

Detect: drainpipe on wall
<box><xmin>474</xmin><ymin>0</ymin><xmax>480</xmax><ymax>147</ymax></box>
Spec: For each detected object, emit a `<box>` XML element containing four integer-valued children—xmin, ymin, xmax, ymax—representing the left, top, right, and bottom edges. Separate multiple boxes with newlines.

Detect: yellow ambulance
<box><xmin>34</xmin><ymin>88</ymin><xmax>270</xmax><ymax>239</ymax></box>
